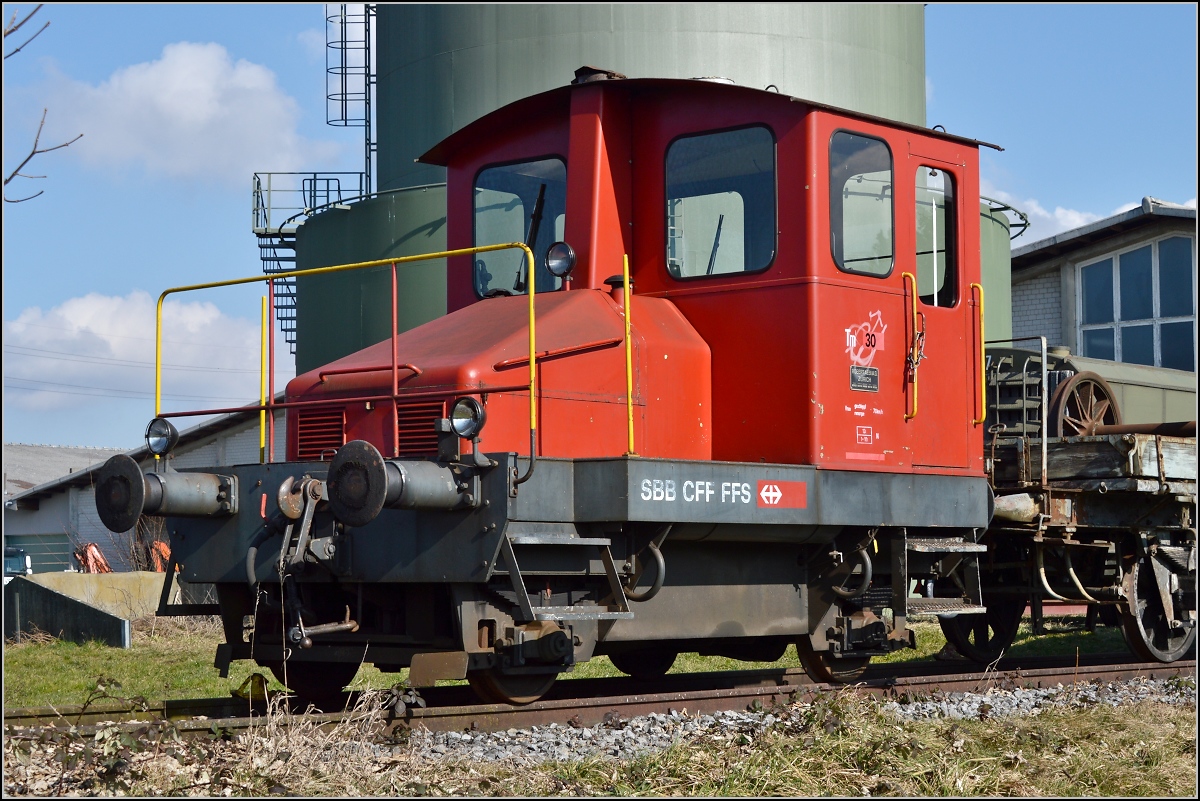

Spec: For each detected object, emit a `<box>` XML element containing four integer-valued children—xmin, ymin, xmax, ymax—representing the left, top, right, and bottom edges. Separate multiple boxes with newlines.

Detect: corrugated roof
<box><xmin>1012</xmin><ymin>197</ymin><xmax>1196</xmax><ymax>273</ymax></box>
<box><xmin>3</xmin><ymin>444</ymin><xmax>128</xmax><ymax>498</ymax></box>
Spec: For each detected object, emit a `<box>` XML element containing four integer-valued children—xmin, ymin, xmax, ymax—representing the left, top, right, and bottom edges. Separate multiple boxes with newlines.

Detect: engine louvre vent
<box><xmin>296</xmin><ymin>408</ymin><xmax>345</xmax><ymax>461</ymax></box>
<box><xmin>396</xmin><ymin>400</ymin><xmax>445</xmax><ymax>457</ymax></box>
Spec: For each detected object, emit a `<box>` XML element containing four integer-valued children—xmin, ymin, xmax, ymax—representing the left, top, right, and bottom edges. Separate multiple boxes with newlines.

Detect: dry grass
<box><xmin>4</xmin><ymin>682</ymin><xmax>1194</xmax><ymax>797</ymax></box>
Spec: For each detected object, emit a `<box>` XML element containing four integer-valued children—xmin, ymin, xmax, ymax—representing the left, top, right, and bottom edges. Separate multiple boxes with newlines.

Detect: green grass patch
<box><xmin>5</xmin><ymin>614</ymin><xmax>1134</xmax><ymax>709</ymax></box>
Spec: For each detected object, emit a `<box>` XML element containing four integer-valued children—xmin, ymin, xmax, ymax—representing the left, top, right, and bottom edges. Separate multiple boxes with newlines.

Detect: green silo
<box><xmin>296</xmin><ymin>4</ymin><xmax>929</xmax><ymax>371</ymax></box>
<box><xmin>980</xmin><ymin>203</ymin><xmax>1014</xmax><ymax>343</ymax></box>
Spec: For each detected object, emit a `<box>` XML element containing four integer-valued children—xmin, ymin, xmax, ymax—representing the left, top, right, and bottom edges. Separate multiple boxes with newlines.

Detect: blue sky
<box><xmin>3</xmin><ymin>4</ymin><xmax>1196</xmax><ymax>449</ymax></box>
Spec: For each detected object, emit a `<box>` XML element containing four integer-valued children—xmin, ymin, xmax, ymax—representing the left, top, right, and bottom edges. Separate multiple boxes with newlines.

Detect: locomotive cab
<box><xmin>98</xmin><ymin>71</ymin><xmax>1022</xmax><ymax>706</ymax></box>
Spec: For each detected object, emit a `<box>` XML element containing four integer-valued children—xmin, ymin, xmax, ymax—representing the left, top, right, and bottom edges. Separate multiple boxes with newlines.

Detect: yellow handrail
<box><xmin>623</xmin><ymin>254</ymin><xmax>637</xmax><ymax>456</ymax></box>
<box><xmin>970</xmin><ymin>282</ymin><xmax>986</xmax><ymax>425</ymax></box>
<box><xmin>259</xmin><ymin>297</ymin><xmax>268</xmax><ymax>463</ymax></box>
<box><xmin>154</xmin><ymin>243</ymin><xmax>537</xmax><ymax>460</ymax></box>
<box><xmin>902</xmin><ymin>272</ymin><xmax>919</xmax><ymax>421</ymax></box>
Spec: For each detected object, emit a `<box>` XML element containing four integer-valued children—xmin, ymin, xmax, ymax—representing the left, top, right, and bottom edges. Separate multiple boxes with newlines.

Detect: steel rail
<box><xmin>6</xmin><ymin>655</ymin><xmax>1192</xmax><ymax>738</ymax></box>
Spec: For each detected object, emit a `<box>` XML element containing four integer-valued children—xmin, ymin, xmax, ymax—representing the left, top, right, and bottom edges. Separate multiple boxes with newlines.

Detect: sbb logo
<box><xmin>755</xmin><ymin>480</ymin><xmax>807</xmax><ymax>509</ymax></box>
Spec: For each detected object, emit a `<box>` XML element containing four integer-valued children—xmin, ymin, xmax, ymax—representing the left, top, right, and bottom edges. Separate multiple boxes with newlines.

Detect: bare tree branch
<box><xmin>4</xmin><ymin>20</ymin><xmax>48</xmax><ymax>58</ymax></box>
<box><xmin>3</xmin><ymin>7</ymin><xmax>82</xmax><ymax>203</ymax></box>
<box><xmin>3</xmin><ymin>109</ymin><xmax>83</xmax><ymax>203</ymax></box>
<box><xmin>3</xmin><ymin>4</ymin><xmax>47</xmax><ymax>58</ymax></box>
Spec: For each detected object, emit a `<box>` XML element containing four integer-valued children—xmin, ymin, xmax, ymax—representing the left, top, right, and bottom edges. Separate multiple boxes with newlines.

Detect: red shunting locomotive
<box><xmin>96</xmin><ymin>71</ymin><xmax>1195</xmax><ymax>706</ymax></box>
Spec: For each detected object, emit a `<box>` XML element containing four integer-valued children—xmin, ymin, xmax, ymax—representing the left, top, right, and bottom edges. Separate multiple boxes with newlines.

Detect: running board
<box><xmin>498</xmin><ymin>533</ymin><xmax>634</xmax><ymax>623</ymax></box>
<box><xmin>891</xmin><ymin>528</ymin><xmax>986</xmax><ymax>627</ymax></box>
<box><xmin>908</xmin><ymin>598</ymin><xmax>987</xmax><ymax>616</ymax></box>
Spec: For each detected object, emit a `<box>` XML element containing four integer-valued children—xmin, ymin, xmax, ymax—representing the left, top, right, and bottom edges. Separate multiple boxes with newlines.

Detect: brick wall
<box><xmin>1012</xmin><ymin>270</ymin><xmax>1063</xmax><ymax>346</ymax></box>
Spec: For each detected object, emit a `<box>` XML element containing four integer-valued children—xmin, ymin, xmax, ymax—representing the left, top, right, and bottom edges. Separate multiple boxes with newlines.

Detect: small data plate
<box><xmin>850</xmin><ymin>366</ymin><xmax>879</xmax><ymax>392</ymax></box>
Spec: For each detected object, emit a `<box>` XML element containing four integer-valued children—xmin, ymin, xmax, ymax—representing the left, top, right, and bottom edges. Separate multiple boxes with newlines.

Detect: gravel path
<box><xmin>388</xmin><ymin>676</ymin><xmax>1195</xmax><ymax>766</ymax></box>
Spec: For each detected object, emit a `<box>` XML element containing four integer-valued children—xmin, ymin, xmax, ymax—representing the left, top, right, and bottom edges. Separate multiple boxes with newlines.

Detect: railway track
<box><xmin>5</xmin><ymin>654</ymin><xmax>1194</xmax><ymax>740</ymax></box>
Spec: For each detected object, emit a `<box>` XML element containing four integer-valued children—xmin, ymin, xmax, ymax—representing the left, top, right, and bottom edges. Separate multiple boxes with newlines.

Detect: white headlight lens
<box><xmin>449</xmin><ymin>398</ymin><xmax>486</xmax><ymax>439</ymax></box>
<box><xmin>545</xmin><ymin>241</ymin><xmax>576</xmax><ymax>278</ymax></box>
<box><xmin>146</xmin><ymin>417</ymin><xmax>179</xmax><ymax>456</ymax></box>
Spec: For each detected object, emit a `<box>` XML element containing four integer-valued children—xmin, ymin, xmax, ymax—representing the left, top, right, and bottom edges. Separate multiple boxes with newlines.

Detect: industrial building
<box><xmin>1010</xmin><ymin>196</ymin><xmax>1196</xmax><ymax>372</ymax></box>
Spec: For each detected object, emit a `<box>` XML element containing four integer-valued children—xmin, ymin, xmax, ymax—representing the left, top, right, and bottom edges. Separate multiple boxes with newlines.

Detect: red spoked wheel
<box><xmin>1047</xmin><ymin>371</ymin><xmax>1121</xmax><ymax>437</ymax></box>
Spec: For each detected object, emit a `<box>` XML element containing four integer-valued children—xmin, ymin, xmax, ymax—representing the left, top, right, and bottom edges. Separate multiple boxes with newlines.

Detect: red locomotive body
<box><xmin>289</xmin><ymin>77</ymin><xmax>986</xmax><ymax>475</ymax></box>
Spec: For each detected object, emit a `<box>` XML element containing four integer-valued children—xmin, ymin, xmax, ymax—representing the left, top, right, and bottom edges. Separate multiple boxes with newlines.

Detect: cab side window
<box><xmin>914</xmin><ymin>166</ymin><xmax>958</xmax><ymax>307</ymax></box>
<box><xmin>830</xmin><ymin>131</ymin><xmax>893</xmax><ymax>276</ymax></box>
<box><xmin>665</xmin><ymin>126</ymin><xmax>776</xmax><ymax>278</ymax></box>
<box><xmin>473</xmin><ymin>157</ymin><xmax>567</xmax><ymax>297</ymax></box>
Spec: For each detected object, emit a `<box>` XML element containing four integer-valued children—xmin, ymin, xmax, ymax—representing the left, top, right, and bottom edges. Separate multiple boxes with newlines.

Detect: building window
<box><xmin>1078</xmin><ymin>235</ymin><xmax>1196</xmax><ymax>371</ymax></box>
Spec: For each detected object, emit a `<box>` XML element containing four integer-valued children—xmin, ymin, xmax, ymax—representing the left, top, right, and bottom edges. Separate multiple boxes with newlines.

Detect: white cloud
<box><xmin>3</xmin><ymin>291</ymin><xmax>294</xmax><ymax>413</ymax></box>
<box><xmin>1184</xmin><ymin>198</ymin><xmax>1197</xmax><ymax>209</ymax></box>
<box><xmin>50</xmin><ymin>42</ymin><xmax>340</xmax><ymax>186</ymax></box>
<box><xmin>981</xmin><ymin>179</ymin><xmax>1106</xmax><ymax>242</ymax></box>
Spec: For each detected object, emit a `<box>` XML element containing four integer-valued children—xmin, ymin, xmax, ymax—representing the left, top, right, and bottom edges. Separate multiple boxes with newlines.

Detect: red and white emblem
<box><xmin>756</xmin><ymin>480</ymin><xmax>807</xmax><ymax>508</ymax></box>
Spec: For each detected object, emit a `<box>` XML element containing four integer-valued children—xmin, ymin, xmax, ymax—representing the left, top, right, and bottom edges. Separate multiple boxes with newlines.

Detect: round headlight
<box><xmin>545</xmin><ymin>241</ymin><xmax>576</xmax><ymax>278</ymax></box>
<box><xmin>449</xmin><ymin>397</ymin><xmax>487</xmax><ymax>439</ymax></box>
<box><xmin>145</xmin><ymin>417</ymin><xmax>180</xmax><ymax>456</ymax></box>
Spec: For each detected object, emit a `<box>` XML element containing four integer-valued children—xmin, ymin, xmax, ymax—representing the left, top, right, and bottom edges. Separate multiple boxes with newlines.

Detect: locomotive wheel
<box><xmin>608</xmin><ymin>649</ymin><xmax>677</xmax><ymax>680</ymax></box>
<box><xmin>1120</xmin><ymin>556</ymin><xmax>1196</xmax><ymax>663</ymax></box>
<box><xmin>1047</xmin><ymin>371</ymin><xmax>1121</xmax><ymax>437</ymax></box>
<box><xmin>264</xmin><ymin>660</ymin><xmax>359</xmax><ymax>711</ymax></box>
<box><xmin>795</xmin><ymin>637</ymin><xmax>870</xmax><ymax>684</ymax></box>
<box><xmin>467</xmin><ymin>668</ymin><xmax>558</xmax><ymax>705</ymax></box>
<box><xmin>938</xmin><ymin>600</ymin><xmax>1025</xmax><ymax>664</ymax></box>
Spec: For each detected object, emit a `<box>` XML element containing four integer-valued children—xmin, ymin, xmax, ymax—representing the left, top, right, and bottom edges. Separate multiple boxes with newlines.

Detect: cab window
<box><xmin>915</xmin><ymin>166</ymin><xmax>958</xmax><ymax>306</ymax></box>
<box><xmin>665</xmin><ymin>126</ymin><xmax>775</xmax><ymax>278</ymax></box>
<box><xmin>473</xmin><ymin>157</ymin><xmax>566</xmax><ymax>297</ymax></box>
<box><xmin>830</xmin><ymin>131</ymin><xmax>893</xmax><ymax>276</ymax></box>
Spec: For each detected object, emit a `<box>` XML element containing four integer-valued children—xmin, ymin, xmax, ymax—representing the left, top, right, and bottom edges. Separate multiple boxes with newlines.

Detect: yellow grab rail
<box><xmin>623</xmin><ymin>254</ymin><xmax>637</xmax><ymax>456</ymax></box>
<box><xmin>154</xmin><ymin>243</ymin><xmax>537</xmax><ymax>464</ymax></box>
<box><xmin>902</xmin><ymin>272</ymin><xmax>920</xmax><ymax>421</ymax></box>
<box><xmin>259</xmin><ymin>297</ymin><xmax>268</xmax><ymax>463</ymax></box>
<box><xmin>970</xmin><ymin>282</ymin><xmax>986</xmax><ymax>425</ymax></box>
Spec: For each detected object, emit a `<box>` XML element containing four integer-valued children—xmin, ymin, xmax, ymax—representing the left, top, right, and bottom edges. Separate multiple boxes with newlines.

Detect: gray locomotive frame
<box><xmin>178</xmin><ymin>456</ymin><xmax>990</xmax><ymax>582</ymax></box>
<box><xmin>154</xmin><ymin>448</ymin><xmax>990</xmax><ymax>682</ymax></box>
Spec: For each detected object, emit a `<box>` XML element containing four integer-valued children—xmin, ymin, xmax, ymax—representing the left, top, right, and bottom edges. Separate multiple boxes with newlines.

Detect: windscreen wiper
<box><xmin>705</xmin><ymin>214</ymin><xmax>725</xmax><ymax>276</ymax></box>
<box><xmin>513</xmin><ymin>183</ymin><xmax>547</xmax><ymax>292</ymax></box>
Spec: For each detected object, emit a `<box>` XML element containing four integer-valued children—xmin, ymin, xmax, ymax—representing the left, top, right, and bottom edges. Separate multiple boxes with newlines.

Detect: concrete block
<box><xmin>4</xmin><ymin>577</ymin><xmax>131</xmax><ymax>648</ymax></box>
<box><xmin>21</xmin><ymin>571</ymin><xmax>216</xmax><ymax>619</ymax></box>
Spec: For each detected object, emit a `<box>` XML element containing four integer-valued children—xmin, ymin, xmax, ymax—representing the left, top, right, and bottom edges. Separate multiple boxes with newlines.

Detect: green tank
<box><xmin>298</xmin><ymin>4</ymin><xmax>929</xmax><ymax>368</ymax></box>
<box><xmin>979</xmin><ymin>203</ymin><xmax>1014</xmax><ymax>343</ymax></box>
<box><xmin>294</xmin><ymin>186</ymin><xmax>446</xmax><ymax>374</ymax></box>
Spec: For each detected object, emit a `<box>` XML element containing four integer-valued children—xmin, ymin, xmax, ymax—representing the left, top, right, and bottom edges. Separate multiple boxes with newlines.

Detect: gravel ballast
<box><xmin>391</xmin><ymin>676</ymin><xmax>1196</xmax><ymax>765</ymax></box>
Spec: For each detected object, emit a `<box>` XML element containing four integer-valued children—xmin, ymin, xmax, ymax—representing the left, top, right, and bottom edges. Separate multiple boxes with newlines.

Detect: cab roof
<box><xmin>418</xmin><ymin>74</ymin><xmax>1001</xmax><ymax>166</ymax></box>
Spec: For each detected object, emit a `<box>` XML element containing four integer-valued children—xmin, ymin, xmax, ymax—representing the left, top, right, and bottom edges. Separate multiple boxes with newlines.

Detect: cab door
<box><xmin>903</xmin><ymin>139</ymin><xmax>983</xmax><ymax>472</ymax></box>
